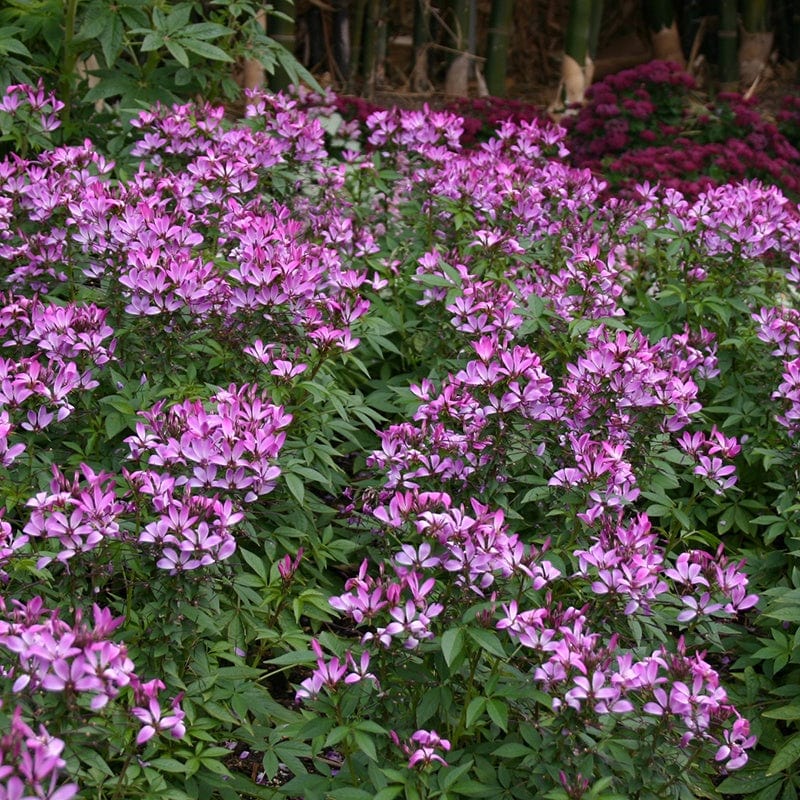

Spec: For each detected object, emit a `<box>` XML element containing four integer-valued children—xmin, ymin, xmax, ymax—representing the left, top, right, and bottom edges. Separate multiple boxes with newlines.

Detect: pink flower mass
<box><xmin>5</xmin><ymin>78</ymin><xmax>800</xmax><ymax>797</ymax></box>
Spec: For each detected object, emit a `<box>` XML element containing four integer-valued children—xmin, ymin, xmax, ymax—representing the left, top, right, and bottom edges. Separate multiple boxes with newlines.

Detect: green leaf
<box><xmin>374</xmin><ymin>787</ymin><xmax>404</xmax><ymax>800</ymax></box>
<box><xmin>767</xmin><ymin>732</ymin><xmax>800</xmax><ymax>776</ymax></box>
<box><xmin>765</xmin><ymin>607</ymin><xmax>800</xmax><ymax>624</ymax></box>
<box><xmin>329</xmin><ymin>790</ymin><xmax>375</xmax><ymax>800</ymax></box>
<box><xmin>165</xmin><ymin>39</ymin><xmax>189</xmax><ymax>67</ymax></box>
<box><xmin>763</xmin><ymin>706</ymin><xmax>800</xmax><ymax>721</ymax></box>
<box><xmin>492</xmin><ymin>742</ymin><xmax>530</xmax><ymax>758</ymax></box>
<box><xmin>164</xmin><ymin>4</ymin><xmax>192</xmax><ymax>32</ymax></box>
<box><xmin>140</xmin><ymin>31</ymin><xmax>163</xmax><ymax>52</ymax></box>
<box><xmin>239</xmin><ymin>548</ymin><xmax>268</xmax><ymax>581</ymax></box>
<box><xmin>717</xmin><ymin>772</ymin><xmax>781</xmax><ymax>794</ymax></box>
<box><xmin>441</xmin><ymin>628</ymin><xmax>464</xmax><ymax>668</ymax></box>
<box><xmin>465</xmin><ymin>696</ymin><xmax>486</xmax><ymax>727</ymax></box>
<box><xmin>448</xmin><ymin>780</ymin><xmax>492</xmax><ymax>797</ymax></box>
<box><xmin>466</xmin><ymin>628</ymin><xmax>506</xmax><ymax>659</ymax></box>
<box><xmin>183</xmin><ymin>22</ymin><xmax>232</xmax><ymax>39</ymax></box>
<box><xmin>181</xmin><ymin>38</ymin><xmax>233</xmax><ymax>62</ymax></box>
<box><xmin>77</xmin><ymin>748</ymin><xmax>115</xmax><ymax>777</ymax></box>
<box><xmin>284</xmin><ymin>472</ymin><xmax>305</xmax><ymax>504</ymax></box>
<box><xmin>416</xmin><ymin>687</ymin><xmax>441</xmax><ymax>727</ymax></box>
<box><xmin>148</xmin><ymin>758</ymin><xmax>187</xmax><ymax>774</ymax></box>
<box><xmin>441</xmin><ymin>760</ymin><xmax>474</xmax><ymax>790</ymax></box>
<box><xmin>98</xmin><ymin>14</ymin><xmax>124</xmax><ymax>66</ymax></box>
<box><xmin>486</xmin><ymin>698</ymin><xmax>508</xmax><ymax>732</ymax></box>
<box><xmin>104</xmin><ymin>412</ymin><xmax>129</xmax><ymax>439</ymax></box>
<box><xmin>266</xmin><ymin>650</ymin><xmax>315</xmax><ymax>666</ymax></box>
<box><xmin>352</xmin><ymin>730</ymin><xmax>378</xmax><ymax>762</ymax></box>
<box><xmin>199</xmin><ymin>756</ymin><xmax>231</xmax><ymax>776</ymax></box>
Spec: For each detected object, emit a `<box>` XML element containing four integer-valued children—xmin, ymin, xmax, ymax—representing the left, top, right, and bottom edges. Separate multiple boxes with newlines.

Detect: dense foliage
<box><xmin>0</xmin><ymin>0</ymin><xmax>313</xmax><ymax>152</ymax></box>
<box><xmin>1</xmin><ymin>72</ymin><xmax>800</xmax><ymax>800</ymax></box>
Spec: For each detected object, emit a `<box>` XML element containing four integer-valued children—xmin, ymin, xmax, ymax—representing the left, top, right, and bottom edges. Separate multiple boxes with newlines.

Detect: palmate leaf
<box><xmin>441</xmin><ymin>627</ymin><xmax>464</xmax><ymax>667</ymax></box>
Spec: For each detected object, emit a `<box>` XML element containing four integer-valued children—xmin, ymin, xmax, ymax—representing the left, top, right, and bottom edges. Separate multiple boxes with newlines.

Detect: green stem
<box><xmin>112</xmin><ymin>749</ymin><xmax>136</xmax><ymax>800</ymax></box>
<box><xmin>450</xmin><ymin>651</ymin><xmax>480</xmax><ymax>746</ymax></box>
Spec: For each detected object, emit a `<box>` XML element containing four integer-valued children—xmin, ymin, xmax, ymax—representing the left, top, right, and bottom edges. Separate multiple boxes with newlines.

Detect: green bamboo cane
<box><xmin>348</xmin><ymin>0</ymin><xmax>367</xmax><ymax>92</ymax></box>
<box><xmin>642</xmin><ymin>0</ymin><xmax>676</xmax><ymax>31</ymax></box>
<box><xmin>485</xmin><ymin>0</ymin><xmax>514</xmax><ymax>96</ymax></box>
<box><xmin>565</xmin><ymin>0</ymin><xmax>591</xmax><ymax>67</ymax></box>
<box><xmin>795</xmin><ymin>0</ymin><xmax>800</xmax><ymax>62</ymax></box>
<box><xmin>718</xmin><ymin>0</ymin><xmax>739</xmax><ymax>87</ymax></box>
<box><xmin>643</xmin><ymin>0</ymin><xmax>685</xmax><ymax>64</ymax></box>
<box><xmin>268</xmin><ymin>0</ymin><xmax>296</xmax><ymax>91</ymax></box>
<box><xmin>588</xmin><ymin>0</ymin><xmax>603</xmax><ymax>59</ymax></box>
<box><xmin>374</xmin><ymin>0</ymin><xmax>388</xmax><ymax>86</ymax></box>
<box><xmin>742</xmin><ymin>0</ymin><xmax>770</xmax><ymax>32</ymax></box>
<box><xmin>794</xmin><ymin>0</ymin><xmax>800</xmax><ymax>64</ymax></box>
<box><xmin>411</xmin><ymin>0</ymin><xmax>432</xmax><ymax>91</ymax></box>
<box><xmin>740</xmin><ymin>0</ymin><xmax>773</xmax><ymax>86</ymax></box>
<box><xmin>59</xmin><ymin>0</ymin><xmax>80</xmax><ymax>132</ymax></box>
<box><xmin>333</xmin><ymin>0</ymin><xmax>350</xmax><ymax>84</ymax></box>
<box><xmin>445</xmin><ymin>0</ymin><xmax>471</xmax><ymax>95</ymax></box>
<box><xmin>450</xmin><ymin>0</ymin><xmax>469</xmax><ymax>52</ymax></box>
<box><xmin>561</xmin><ymin>0</ymin><xmax>591</xmax><ymax>104</ymax></box>
<box><xmin>362</xmin><ymin>0</ymin><xmax>379</xmax><ymax>98</ymax></box>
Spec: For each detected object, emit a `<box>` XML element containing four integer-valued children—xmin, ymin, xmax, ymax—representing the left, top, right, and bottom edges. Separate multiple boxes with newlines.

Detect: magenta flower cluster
<box><xmin>0</xmin><ymin>705</ymin><xmax>76</xmax><ymax>800</ymax></box>
<box><xmin>0</xmin><ymin>597</ymin><xmax>184</xmax><ymax>797</ymax></box>
<box><xmin>125</xmin><ymin>385</ymin><xmax>291</xmax><ymax>571</ymax></box>
<box><xmin>287</xmin><ymin>106</ymin><xmax>779</xmax><ymax>777</ymax></box>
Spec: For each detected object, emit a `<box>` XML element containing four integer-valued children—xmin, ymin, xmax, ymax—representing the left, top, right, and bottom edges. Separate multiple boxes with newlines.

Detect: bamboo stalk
<box><xmin>445</xmin><ymin>0</ymin><xmax>472</xmax><ymax>96</ymax></box>
<box><xmin>267</xmin><ymin>1</ymin><xmax>296</xmax><ymax>91</ymax></box>
<box><xmin>411</xmin><ymin>0</ymin><xmax>432</xmax><ymax>92</ymax></box>
<box><xmin>562</xmin><ymin>0</ymin><xmax>592</xmax><ymax>105</ymax></box>
<box><xmin>718</xmin><ymin>0</ymin><xmax>739</xmax><ymax>88</ymax></box>
<box><xmin>374</xmin><ymin>0</ymin><xmax>388</xmax><ymax>87</ymax></box>
<box><xmin>485</xmin><ymin>0</ymin><xmax>514</xmax><ymax>97</ymax></box>
<box><xmin>333</xmin><ymin>0</ymin><xmax>350</xmax><ymax>85</ymax></box>
<box><xmin>585</xmin><ymin>0</ymin><xmax>603</xmax><ymax>88</ymax></box>
<box><xmin>348</xmin><ymin>0</ymin><xmax>367</xmax><ymax>92</ymax></box>
<box><xmin>362</xmin><ymin>0</ymin><xmax>379</xmax><ymax>98</ymax></box>
<box><xmin>740</xmin><ymin>0</ymin><xmax>773</xmax><ymax>85</ymax></box>
<box><xmin>643</xmin><ymin>0</ymin><xmax>685</xmax><ymax>66</ymax></box>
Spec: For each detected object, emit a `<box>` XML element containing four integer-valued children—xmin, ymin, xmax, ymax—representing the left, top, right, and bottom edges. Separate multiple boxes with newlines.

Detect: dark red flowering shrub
<box><xmin>565</xmin><ymin>61</ymin><xmax>800</xmax><ymax>199</ymax></box>
<box><xmin>565</xmin><ymin>59</ymin><xmax>696</xmax><ymax>160</ymax></box>
<box><xmin>777</xmin><ymin>92</ymin><xmax>800</xmax><ymax>149</ymax></box>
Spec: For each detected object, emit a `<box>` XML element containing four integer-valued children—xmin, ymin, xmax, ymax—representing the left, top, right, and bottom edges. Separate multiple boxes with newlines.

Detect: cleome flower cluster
<box><xmin>1</xmin><ymin>77</ymin><xmax>799</xmax><ymax>797</ymax></box>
